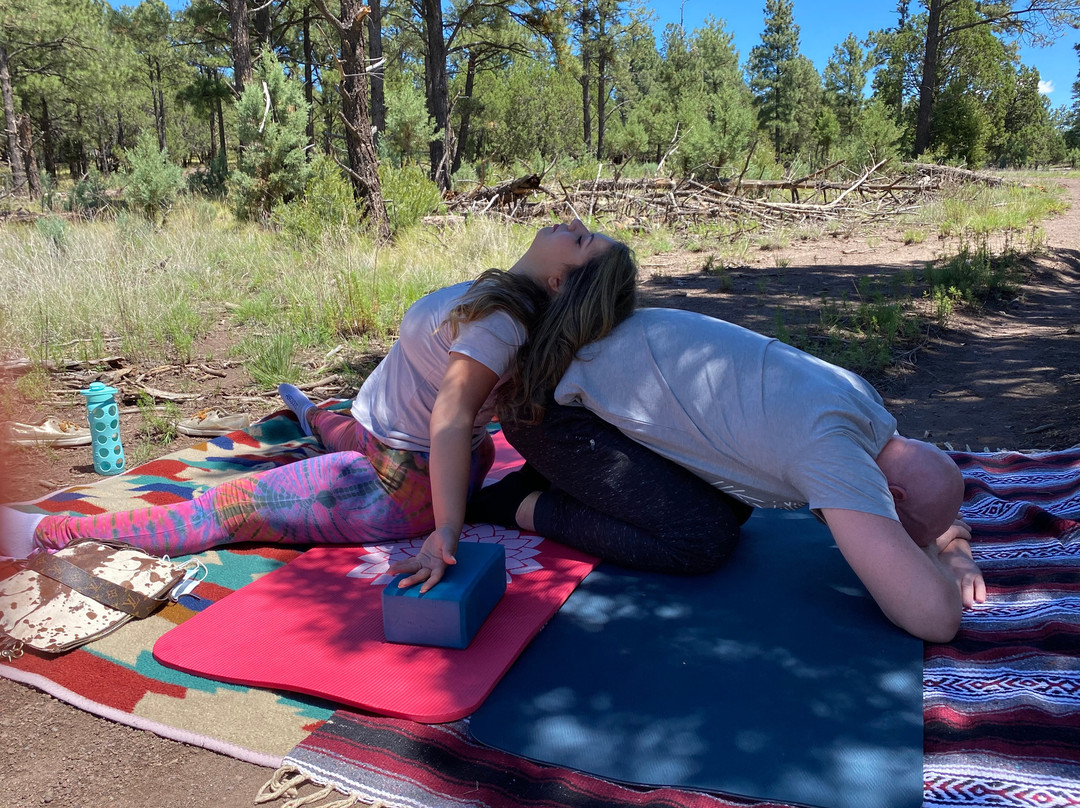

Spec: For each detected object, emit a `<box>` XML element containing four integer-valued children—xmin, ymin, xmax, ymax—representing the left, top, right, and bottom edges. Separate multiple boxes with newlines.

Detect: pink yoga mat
<box><xmin>154</xmin><ymin>530</ymin><xmax>596</xmax><ymax>722</ymax></box>
<box><xmin>153</xmin><ymin>432</ymin><xmax>597</xmax><ymax>722</ymax></box>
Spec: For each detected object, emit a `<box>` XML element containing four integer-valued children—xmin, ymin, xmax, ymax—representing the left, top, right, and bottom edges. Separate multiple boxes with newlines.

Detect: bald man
<box><xmin>471</xmin><ymin>308</ymin><xmax>984</xmax><ymax>642</ymax></box>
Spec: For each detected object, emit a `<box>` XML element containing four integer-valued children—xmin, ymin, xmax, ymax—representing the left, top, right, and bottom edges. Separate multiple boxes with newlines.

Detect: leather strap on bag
<box><xmin>26</xmin><ymin>552</ymin><xmax>163</xmax><ymax>619</ymax></box>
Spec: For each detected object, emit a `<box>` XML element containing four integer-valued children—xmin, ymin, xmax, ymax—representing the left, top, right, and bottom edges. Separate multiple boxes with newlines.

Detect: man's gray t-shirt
<box><xmin>554</xmin><ymin>308</ymin><xmax>899</xmax><ymax>521</ymax></box>
<box><xmin>352</xmin><ymin>281</ymin><xmax>526</xmax><ymax>452</ymax></box>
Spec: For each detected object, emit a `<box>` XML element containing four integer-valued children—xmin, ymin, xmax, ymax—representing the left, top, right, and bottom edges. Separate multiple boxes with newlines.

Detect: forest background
<box><xmin>2</xmin><ymin>0</ymin><xmax>1080</xmax><ymax>417</ymax></box>
<box><xmin>3</xmin><ymin>0</ymin><xmax>1080</xmax><ymax>222</ymax></box>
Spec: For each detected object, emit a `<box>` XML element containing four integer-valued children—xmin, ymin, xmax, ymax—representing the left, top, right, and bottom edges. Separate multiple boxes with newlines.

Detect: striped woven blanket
<box><xmin>924</xmin><ymin>450</ymin><xmax>1080</xmax><ymax>806</ymax></box>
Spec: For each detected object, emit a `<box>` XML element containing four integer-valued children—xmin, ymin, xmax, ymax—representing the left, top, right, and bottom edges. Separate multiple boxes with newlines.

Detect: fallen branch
<box><xmin>136</xmin><ymin>386</ymin><xmax>201</xmax><ymax>403</ymax></box>
<box><xmin>0</xmin><ymin>356</ymin><xmax>126</xmax><ymax>374</ymax></box>
<box><xmin>902</xmin><ymin>162</ymin><xmax>1003</xmax><ymax>187</ymax></box>
<box><xmin>297</xmin><ymin>374</ymin><xmax>343</xmax><ymax>391</ymax></box>
<box><xmin>822</xmin><ymin>160</ymin><xmax>887</xmax><ymax>209</ymax></box>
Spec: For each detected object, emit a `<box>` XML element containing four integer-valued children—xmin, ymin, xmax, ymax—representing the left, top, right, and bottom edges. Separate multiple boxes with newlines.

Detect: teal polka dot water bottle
<box><xmin>81</xmin><ymin>382</ymin><xmax>125</xmax><ymax>476</ymax></box>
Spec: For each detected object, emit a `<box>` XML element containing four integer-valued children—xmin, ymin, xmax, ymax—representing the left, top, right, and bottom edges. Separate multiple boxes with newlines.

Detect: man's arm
<box><xmin>820</xmin><ymin>508</ymin><xmax>963</xmax><ymax>642</ymax></box>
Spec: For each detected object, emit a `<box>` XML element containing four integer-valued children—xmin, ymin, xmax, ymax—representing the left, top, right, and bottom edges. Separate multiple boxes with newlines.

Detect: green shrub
<box><xmin>924</xmin><ymin>243</ymin><xmax>1022</xmax><ymax>303</ymax></box>
<box><xmin>931</xmin><ymin>285</ymin><xmax>962</xmax><ymax>326</ymax></box>
<box><xmin>68</xmin><ymin>168</ymin><xmax>110</xmax><ymax>214</ymax></box>
<box><xmin>188</xmin><ymin>152</ymin><xmax>229</xmax><ymax>197</ymax></box>
<box><xmin>122</xmin><ymin>132</ymin><xmax>184</xmax><ymax>225</ymax></box>
<box><xmin>273</xmin><ymin>155</ymin><xmax>360</xmax><ymax>242</ymax></box>
<box><xmin>40</xmin><ymin>171</ymin><xmax>58</xmax><ymax>212</ymax></box>
<box><xmin>230</xmin><ymin>52</ymin><xmax>311</xmax><ymax>221</ymax></box>
<box><xmin>378</xmin><ymin>163</ymin><xmax>442</xmax><ymax>234</ymax></box>
<box><xmin>34</xmin><ymin>215</ymin><xmax>68</xmax><ymax>251</ymax></box>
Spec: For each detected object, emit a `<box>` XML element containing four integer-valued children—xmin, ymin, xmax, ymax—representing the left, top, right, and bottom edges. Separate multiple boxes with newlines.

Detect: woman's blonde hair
<box><xmin>500</xmin><ymin>240</ymin><xmax>638</xmax><ymax>423</ymax></box>
<box><xmin>444</xmin><ymin>267</ymin><xmax>552</xmax><ymax>337</ymax></box>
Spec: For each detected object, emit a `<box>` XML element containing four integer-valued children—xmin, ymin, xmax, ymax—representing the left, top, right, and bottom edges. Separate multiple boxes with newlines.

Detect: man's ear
<box><xmin>888</xmin><ymin>483</ymin><xmax>908</xmax><ymax>503</ymax></box>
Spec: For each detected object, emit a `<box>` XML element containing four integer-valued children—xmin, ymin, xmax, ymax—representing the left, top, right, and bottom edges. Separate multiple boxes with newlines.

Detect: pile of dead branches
<box><xmin>440</xmin><ymin>160</ymin><xmax>1007</xmax><ymax>234</ymax></box>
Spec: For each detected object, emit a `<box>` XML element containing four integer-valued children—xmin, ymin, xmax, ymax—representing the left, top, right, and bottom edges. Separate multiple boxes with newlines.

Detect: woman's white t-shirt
<box><xmin>351</xmin><ymin>281</ymin><xmax>527</xmax><ymax>452</ymax></box>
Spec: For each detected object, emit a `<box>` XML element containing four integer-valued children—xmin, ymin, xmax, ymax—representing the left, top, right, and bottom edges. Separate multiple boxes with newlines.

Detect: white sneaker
<box><xmin>177</xmin><ymin>410</ymin><xmax>252</xmax><ymax>437</ymax></box>
<box><xmin>1</xmin><ymin>418</ymin><xmax>92</xmax><ymax>447</ymax></box>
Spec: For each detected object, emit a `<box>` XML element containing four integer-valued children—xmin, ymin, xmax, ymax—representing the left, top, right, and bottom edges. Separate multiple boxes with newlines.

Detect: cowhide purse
<box><xmin>0</xmin><ymin>540</ymin><xmax>191</xmax><ymax>660</ymax></box>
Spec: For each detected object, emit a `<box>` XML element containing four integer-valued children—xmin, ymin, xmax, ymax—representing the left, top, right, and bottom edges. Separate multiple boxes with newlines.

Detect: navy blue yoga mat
<box><xmin>469</xmin><ymin>508</ymin><xmax>924</xmax><ymax>808</ymax></box>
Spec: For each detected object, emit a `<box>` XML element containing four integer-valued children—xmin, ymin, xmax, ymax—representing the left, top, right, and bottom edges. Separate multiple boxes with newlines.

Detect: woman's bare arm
<box><xmin>392</xmin><ymin>352</ymin><xmax>498</xmax><ymax>592</ymax></box>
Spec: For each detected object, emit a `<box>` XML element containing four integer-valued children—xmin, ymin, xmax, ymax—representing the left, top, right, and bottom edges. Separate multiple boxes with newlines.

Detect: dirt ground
<box><xmin>2</xmin><ymin>178</ymin><xmax>1078</xmax><ymax>808</ymax></box>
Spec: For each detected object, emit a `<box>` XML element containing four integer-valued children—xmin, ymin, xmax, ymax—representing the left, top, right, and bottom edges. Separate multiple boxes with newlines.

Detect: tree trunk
<box><xmin>216</xmin><ymin>95</ymin><xmax>227</xmax><ymax>158</ymax></box>
<box><xmin>115</xmin><ymin>108</ymin><xmax>125</xmax><ymax>164</ymax></box>
<box><xmin>209</xmin><ymin>103</ymin><xmax>217</xmax><ymax>159</ymax></box>
<box><xmin>335</xmin><ymin>2</ymin><xmax>390</xmax><ymax>239</ymax></box>
<box><xmin>76</xmin><ymin>106</ymin><xmax>88</xmax><ymax>176</ymax></box>
<box><xmin>99</xmin><ymin>112</ymin><xmax>108</xmax><ymax>174</ymax></box>
<box><xmin>254</xmin><ymin>1</ymin><xmax>272</xmax><ymax>47</ymax></box>
<box><xmin>595</xmin><ymin>13</ymin><xmax>607</xmax><ymax>162</ymax></box>
<box><xmin>1</xmin><ymin>43</ymin><xmax>27</xmax><ymax>195</ymax></box>
<box><xmin>452</xmin><ymin>50</ymin><xmax>477</xmax><ymax>175</ymax></box>
<box><xmin>148</xmin><ymin>58</ymin><xmax>161</xmax><ymax>142</ymax></box>
<box><xmin>773</xmin><ymin>76</ymin><xmax>783</xmax><ymax>156</ymax></box>
<box><xmin>155</xmin><ymin>58</ymin><xmax>167</xmax><ymax>150</ymax></box>
<box><xmin>580</xmin><ymin>5</ymin><xmax>592</xmax><ymax>155</ymax></box>
<box><xmin>17</xmin><ymin>113</ymin><xmax>40</xmax><ymax>199</ymax></box>
<box><xmin>40</xmin><ymin>96</ymin><xmax>56</xmax><ymax>178</ymax></box>
<box><xmin>368</xmin><ymin>0</ymin><xmax>385</xmax><ymax>145</ymax></box>
<box><xmin>303</xmin><ymin>6</ymin><xmax>315</xmax><ymax>148</ymax></box>
<box><xmin>230</xmin><ymin>0</ymin><xmax>252</xmax><ymax>95</ymax></box>
<box><xmin>913</xmin><ymin>0</ymin><xmax>941</xmax><ymax>156</ymax></box>
<box><xmin>893</xmin><ymin>0</ymin><xmax>909</xmax><ymax>122</ymax></box>
<box><xmin>421</xmin><ymin>0</ymin><xmax>451</xmax><ymax>189</ymax></box>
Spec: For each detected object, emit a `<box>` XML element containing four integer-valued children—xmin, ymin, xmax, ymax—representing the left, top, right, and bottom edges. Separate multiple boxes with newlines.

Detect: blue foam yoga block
<box><xmin>382</xmin><ymin>541</ymin><xmax>506</xmax><ymax>649</ymax></box>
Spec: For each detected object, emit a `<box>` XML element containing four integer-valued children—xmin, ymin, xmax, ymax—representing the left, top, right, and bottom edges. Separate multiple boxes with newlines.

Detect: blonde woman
<box><xmin>3</xmin><ymin>220</ymin><xmax>638</xmax><ymax>593</ymax></box>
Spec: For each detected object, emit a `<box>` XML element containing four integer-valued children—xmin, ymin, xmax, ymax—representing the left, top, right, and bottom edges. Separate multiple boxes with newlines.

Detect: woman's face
<box><xmin>523</xmin><ymin>219</ymin><xmax>617</xmax><ymax>294</ymax></box>
<box><xmin>535</xmin><ymin>218</ymin><xmax>616</xmax><ymax>268</ymax></box>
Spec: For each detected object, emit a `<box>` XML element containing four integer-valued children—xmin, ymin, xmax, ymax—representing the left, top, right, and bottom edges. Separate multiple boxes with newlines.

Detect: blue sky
<box><xmin>647</xmin><ymin>0</ymin><xmax>1079</xmax><ymax>106</ymax></box>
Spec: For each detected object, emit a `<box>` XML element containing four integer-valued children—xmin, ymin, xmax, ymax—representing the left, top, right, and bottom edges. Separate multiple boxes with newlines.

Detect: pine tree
<box><xmin>1068</xmin><ymin>43</ymin><xmax>1080</xmax><ymax>150</ymax></box>
<box><xmin>746</xmin><ymin>0</ymin><xmax>801</xmax><ymax>157</ymax></box>
<box><xmin>913</xmin><ymin>0</ymin><xmax>1080</xmax><ymax>156</ymax></box>
<box><xmin>230</xmin><ymin>52</ymin><xmax>311</xmax><ymax>221</ymax></box>
<box><xmin>681</xmin><ymin>17</ymin><xmax>757</xmax><ymax>174</ymax></box>
<box><xmin>823</xmin><ymin>33</ymin><xmax>867</xmax><ymax>140</ymax></box>
<box><xmin>122</xmin><ymin>130</ymin><xmax>184</xmax><ymax>224</ymax></box>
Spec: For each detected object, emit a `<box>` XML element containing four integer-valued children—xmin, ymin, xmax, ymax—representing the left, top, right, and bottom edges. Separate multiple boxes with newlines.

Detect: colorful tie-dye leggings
<box><xmin>34</xmin><ymin>409</ymin><xmax>495</xmax><ymax>556</ymax></box>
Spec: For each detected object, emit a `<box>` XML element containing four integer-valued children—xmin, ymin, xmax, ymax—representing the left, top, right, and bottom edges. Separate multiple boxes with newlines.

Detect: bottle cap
<box><xmin>80</xmin><ymin>381</ymin><xmax>119</xmax><ymax>404</ymax></box>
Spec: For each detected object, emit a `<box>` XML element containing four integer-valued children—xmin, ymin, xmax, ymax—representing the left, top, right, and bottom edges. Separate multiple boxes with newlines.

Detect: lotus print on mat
<box><xmin>345</xmin><ymin>524</ymin><xmax>545</xmax><ymax>586</ymax></box>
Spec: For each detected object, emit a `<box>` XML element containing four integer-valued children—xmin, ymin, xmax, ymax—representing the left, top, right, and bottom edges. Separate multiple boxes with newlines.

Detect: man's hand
<box><xmin>934</xmin><ymin>518</ymin><xmax>972</xmax><ymax>547</ymax></box>
<box><xmin>931</xmin><ymin>519</ymin><xmax>986</xmax><ymax>608</ymax></box>
<box><xmin>389</xmin><ymin>526</ymin><xmax>459</xmax><ymax>593</ymax></box>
